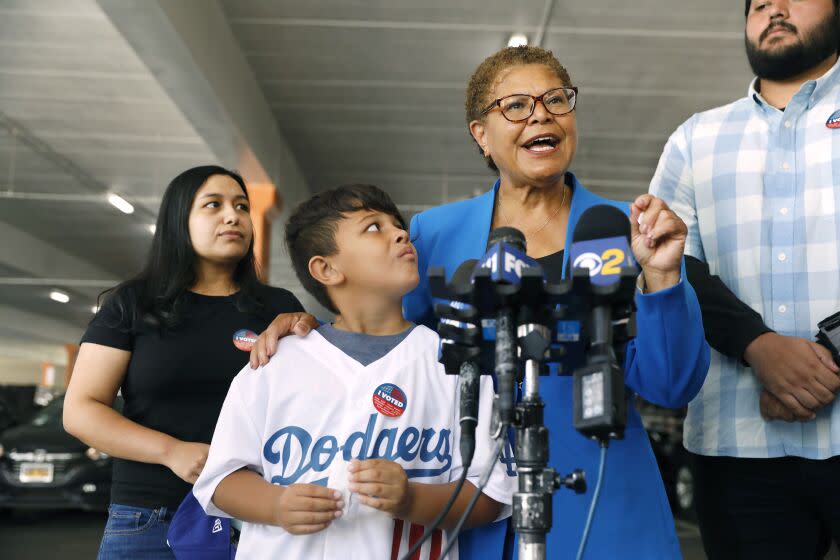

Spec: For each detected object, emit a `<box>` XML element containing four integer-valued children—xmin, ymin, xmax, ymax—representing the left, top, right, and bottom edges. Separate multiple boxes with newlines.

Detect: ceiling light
<box><xmin>147</xmin><ymin>224</ymin><xmax>156</xmax><ymax>234</ymax></box>
<box><xmin>49</xmin><ymin>290</ymin><xmax>70</xmax><ymax>304</ymax></box>
<box><xmin>507</xmin><ymin>33</ymin><xmax>528</xmax><ymax>47</ymax></box>
<box><xmin>107</xmin><ymin>193</ymin><xmax>134</xmax><ymax>214</ymax></box>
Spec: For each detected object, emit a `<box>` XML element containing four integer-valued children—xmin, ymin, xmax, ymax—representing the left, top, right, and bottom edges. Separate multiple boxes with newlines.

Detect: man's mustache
<box><xmin>760</xmin><ymin>21</ymin><xmax>798</xmax><ymax>43</ymax></box>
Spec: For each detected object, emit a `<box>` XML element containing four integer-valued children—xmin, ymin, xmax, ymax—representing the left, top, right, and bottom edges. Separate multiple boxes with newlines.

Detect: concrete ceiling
<box><xmin>0</xmin><ymin>0</ymin><xmax>753</xmax><ymax>379</ymax></box>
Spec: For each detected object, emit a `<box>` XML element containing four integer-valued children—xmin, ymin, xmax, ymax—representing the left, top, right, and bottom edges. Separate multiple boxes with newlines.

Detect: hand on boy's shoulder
<box><xmin>250</xmin><ymin>311</ymin><xmax>319</xmax><ymax>369</ymax></box>
<box><xmin>347</xmin><ymin>458</ymin><xmax>411</xmax><ymax>517</ymax></box>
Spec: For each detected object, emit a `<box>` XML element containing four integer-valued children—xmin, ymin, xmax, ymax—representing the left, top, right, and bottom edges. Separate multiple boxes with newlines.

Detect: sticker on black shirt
<box><xmin>232</xmin><ymin>329</ymin><xmax>258</xmax><ymax>352</ymax></box>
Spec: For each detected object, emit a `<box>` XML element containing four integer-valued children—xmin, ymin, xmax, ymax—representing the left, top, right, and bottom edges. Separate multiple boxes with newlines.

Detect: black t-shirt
<box><xmin>80</xmin><ymin>285</ymin><xmax>304</xmax><ymax>509</ymax></box>
<box><xmin>535</xmin><ymin>249</ymin><xmax>565</xmax><ymax>282</ymax></box>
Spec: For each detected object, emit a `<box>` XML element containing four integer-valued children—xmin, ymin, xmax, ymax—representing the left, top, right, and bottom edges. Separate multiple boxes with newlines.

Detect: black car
<box><xmin>0</xmin><ymin>396</ymin><xmax>19</xmax><ymax>434</ymax></box>
<box><xmin>637</xmin><ymin>398</ymin><xmax>697</xmax><ymax>522</ymax></box>
<box><xmin>0</xmin><ymin>395</ymin><xmax>120</xmax><ymax>512</ymax></box>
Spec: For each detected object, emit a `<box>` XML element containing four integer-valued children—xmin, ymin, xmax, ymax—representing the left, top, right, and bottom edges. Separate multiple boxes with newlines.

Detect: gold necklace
<box><xmin>497</xmin><ymin>184</ymin><xmax>568</xmax><ymax>236</ymax></box>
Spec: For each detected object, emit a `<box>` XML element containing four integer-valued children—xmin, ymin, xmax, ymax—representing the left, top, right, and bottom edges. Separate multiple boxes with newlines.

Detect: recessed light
<box><xmin>49</xmin><ymin>290</ymin><xmax>70</xmax><ymax>304</ymax></box>
<box><xmin>507</xmin><ymin>33</ymin><xmax>528</xmax><ymax>47</ymax></box>
<box><xmin>107</xmin><ymin>193</ymin><xmax>134</xmax><ymax>215</ymax></box>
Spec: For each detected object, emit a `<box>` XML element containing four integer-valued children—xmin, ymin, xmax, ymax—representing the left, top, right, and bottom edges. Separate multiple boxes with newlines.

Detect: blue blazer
<box><xmin>404</xmin><ymin>174</ymin><xmax>710</xmax><ymax>560</ymax></box>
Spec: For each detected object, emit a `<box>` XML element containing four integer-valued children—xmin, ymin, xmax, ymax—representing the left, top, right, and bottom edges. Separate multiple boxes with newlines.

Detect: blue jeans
<box><xmin>97</xmin><ymin>503</ymin><xmax>176</xmax><ymax>560</ymax></box>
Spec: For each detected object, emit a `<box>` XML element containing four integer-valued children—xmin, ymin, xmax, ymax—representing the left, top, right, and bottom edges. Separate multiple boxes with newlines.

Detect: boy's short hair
<box><xmin>285</xmin><ymin>184</ymin><xmax>407</xmax><ymax>314</ymax></box>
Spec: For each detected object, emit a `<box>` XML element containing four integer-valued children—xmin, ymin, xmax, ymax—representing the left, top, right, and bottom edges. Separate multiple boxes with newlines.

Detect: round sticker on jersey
<box><xmin>372</xmin><ymin>383</ymin><xmax>408</xmax><ymax>417</ymax></box>
<box><xmin>232</xmin><ymin>329</ymin><xmax>258</xmax><ymax>352</ymax></box>
<box><xmin>827</xmin><ymin>109</ymin><xmax>840</xmax><ymax>129</ymax></box>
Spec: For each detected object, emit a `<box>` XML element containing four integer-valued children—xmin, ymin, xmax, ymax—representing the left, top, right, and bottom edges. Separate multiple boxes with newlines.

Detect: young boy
<box><xmin>192</xmin><ymin>184</ymin><xmax>512</xmax><ymax>559</ymax></box>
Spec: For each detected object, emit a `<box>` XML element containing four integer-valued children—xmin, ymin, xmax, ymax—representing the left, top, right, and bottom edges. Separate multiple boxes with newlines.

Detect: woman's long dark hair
<box><xmin>101</xmin><ymin>165</ymin><xmax>265</xmax><ymax>330</ymax></box>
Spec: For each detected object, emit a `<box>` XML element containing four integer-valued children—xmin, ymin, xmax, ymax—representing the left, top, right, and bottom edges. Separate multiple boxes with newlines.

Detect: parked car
<box><xmin>0</xmin><ymin>396</ymin><xmax>19</xmax><ymax>434</ymax></box>
<box><xmin>0</xmin><ymin>394</ymin><xmax>121</xmax><ymax>512</ymax></box>
<box><xmin>637</xmin><ymin>398</ymin><xmax>697</xmax><ymax>522</ymax></box>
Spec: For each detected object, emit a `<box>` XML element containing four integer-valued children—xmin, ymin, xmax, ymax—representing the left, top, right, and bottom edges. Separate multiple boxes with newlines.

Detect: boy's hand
<box><xmin>348</xmin><ymin>459</ymin><xmax>412</xmax><ymax>517</ymax></box>
<box><xmin>273</xmin><ymin>483</ymin><xmax>344</xmax><ymax>535</ymax></box>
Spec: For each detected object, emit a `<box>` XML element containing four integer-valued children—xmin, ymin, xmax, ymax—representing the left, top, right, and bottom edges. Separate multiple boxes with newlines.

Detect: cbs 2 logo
<box><xmin>572</xmin><ymin>249</ymin><xmax>625</xmax><ymax>276</ymax></box>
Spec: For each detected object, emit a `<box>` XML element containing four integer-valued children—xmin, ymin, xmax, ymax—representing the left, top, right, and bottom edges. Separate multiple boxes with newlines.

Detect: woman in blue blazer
<box><xmin>401</xmin><ymin>46</ymin><xmax>710</xmax><ymax>559</ymax></box>
<box><xmin>250</xmin><ymin>45</ymin><xmax>710</xmax><ymax>560</ymax></box>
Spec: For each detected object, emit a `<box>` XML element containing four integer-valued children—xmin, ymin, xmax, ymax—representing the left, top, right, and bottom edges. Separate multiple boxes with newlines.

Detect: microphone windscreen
<box><xmin>488</xmin><ymin>227</ymin><xmax>527</xmax><ymax>251</ymax></box>
<box><xmin>449</xmin><ymin>259</ymin><xmax>479</xmax><ymax>288</ymax></box>
<box><xmin>572</xmin><ymin>205</ymin><xmax>630</xmax><ymax>244</ymax></box>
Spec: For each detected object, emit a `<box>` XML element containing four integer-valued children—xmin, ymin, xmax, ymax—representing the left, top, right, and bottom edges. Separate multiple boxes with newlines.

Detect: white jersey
<box><xmin>193</xmin><ymin>325</ymin><xmax>513</xmax><ymax>560</ymax></box>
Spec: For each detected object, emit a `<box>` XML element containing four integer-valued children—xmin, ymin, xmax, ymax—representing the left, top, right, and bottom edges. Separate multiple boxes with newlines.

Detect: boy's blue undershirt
<box><xmin>316</xmin><ymin>323</ymin><xmax>416</xmax><ymax>366</ymax></box>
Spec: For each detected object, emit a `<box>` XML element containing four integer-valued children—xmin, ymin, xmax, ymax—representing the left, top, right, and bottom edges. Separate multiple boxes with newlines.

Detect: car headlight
<box><xmin>86</xmin><ymin>447</ymin><xmax>109</xmax><ymax>461</ymax></box>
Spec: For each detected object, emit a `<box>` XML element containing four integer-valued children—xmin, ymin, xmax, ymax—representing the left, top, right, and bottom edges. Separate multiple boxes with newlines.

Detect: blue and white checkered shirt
<box><xmin>650</xmin><ymin>58</ymin><xmax>840</xmax><ymax>459</ymax></box>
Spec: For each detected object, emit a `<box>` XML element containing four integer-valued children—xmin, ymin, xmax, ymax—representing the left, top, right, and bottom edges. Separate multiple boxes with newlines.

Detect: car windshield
<box><xmin>29</xmin><ymin>398</ymin><xmax>64</xmax><ymax>427</ymax></box>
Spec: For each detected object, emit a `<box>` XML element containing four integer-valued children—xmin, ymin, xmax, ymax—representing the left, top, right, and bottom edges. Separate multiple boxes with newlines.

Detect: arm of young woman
<box><xmin>63</xmin><ymin>342</ymin><xmax>209</xmax><ymax>483</ymax></box>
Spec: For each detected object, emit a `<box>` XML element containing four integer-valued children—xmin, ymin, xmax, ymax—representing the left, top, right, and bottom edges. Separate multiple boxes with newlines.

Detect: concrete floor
<box><xmin>0</xmin><ymin>509</ymin><xmax>835</xmax><ymax>559</ymax></box>
<box><xmin>0</xmin><ymin>509</ymin><xmax>708</xmax><ymax>559</ymax></box>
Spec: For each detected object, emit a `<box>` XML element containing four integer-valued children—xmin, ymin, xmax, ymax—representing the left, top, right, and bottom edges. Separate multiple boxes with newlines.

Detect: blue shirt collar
<box><xmin>749</xmin><ymin>56</ymin><xmax>840</xmax><ymax>111</ymax></box>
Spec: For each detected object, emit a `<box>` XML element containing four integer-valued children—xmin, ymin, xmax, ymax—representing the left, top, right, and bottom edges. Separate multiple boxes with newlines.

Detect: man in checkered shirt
<box><xmin>650</xmin><ymin>1</ymin><xmax>840</xmax><ymax>557</ymax></box>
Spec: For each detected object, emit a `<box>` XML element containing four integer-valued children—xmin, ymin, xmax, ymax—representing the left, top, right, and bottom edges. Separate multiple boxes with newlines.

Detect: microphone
<box><xmin>569</xmin><ymin>205</ymin><xmax>637</xmax><ymax>287</ymax></box>
<box><xmin>476</xmin><ymin>227</ymin><xmax>540</xmax><ymax>284</ymax></box>
<box><xmin>569</xmin><ymin>205</ymin><xmax>636</xmax><ymax>442</ymax></box>
<box><xmin>480</xmin><ymin>227</ymin><xmax>535</xmax><ymax>425</ymax></box>
<box><xmin>436</xmin><ymin>259</ymin><xmax>483</xmax><ymax>466</ymax></box>
<box><xmin>451</xmin><ymin>259</ymin><xmax>482</xmax><ymax>465</ymax></box>
<box><xmin>458</xmin><ymin>360</ymin><xmax>481</xmax><ymax>466</ymax></box>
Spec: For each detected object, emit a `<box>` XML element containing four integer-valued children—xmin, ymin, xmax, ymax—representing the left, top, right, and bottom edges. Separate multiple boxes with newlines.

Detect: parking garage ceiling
<box><xmin>0</xmin><ymin>0</ymin><xmax>749</xmax><ymax>361</ymax></box>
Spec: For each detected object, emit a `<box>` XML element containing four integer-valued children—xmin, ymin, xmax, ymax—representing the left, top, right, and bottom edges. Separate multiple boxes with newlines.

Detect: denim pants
<box><xmin>97</xmin><ymin>503</ymin><xmax>176</xmax><ymax>560</ymax></box>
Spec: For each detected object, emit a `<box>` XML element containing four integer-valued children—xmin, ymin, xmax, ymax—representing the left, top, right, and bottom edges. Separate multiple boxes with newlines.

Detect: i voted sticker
<box><xmin>826</xmin><ymin>109</ymin><xmax>840</xmax><ymax>129</ymax></box>
<box><xmin>232</xmin><ymin>329</ymin><xmax>258</xmax><ymax>352</ymax></box>
<box><xmin>372</xmin><ymin>383</ymin><xmax>407</xmax><ymax>417</ymax></box>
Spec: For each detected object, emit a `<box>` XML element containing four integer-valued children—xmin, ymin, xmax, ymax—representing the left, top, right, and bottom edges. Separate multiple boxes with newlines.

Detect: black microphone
<box><xmin>438</xmin><ymin>258</ymin><xmax>482</xmax><ymax>466</ymax></box>
<box><xmin>487</xmin><ymin>227</ymin><xmax>527</xmax><ymax>425</ymax></box>
<box><xmin>458</xmin><ymin>360</ymin><xmax>481</xmax><ymax>466</ymax></box>
<box><xmin>569</xmin><ymin>205</ymin><xmax>637</xmax><ymax>442</ymax></box>
<box><xmin>489</xmin><ymin>226</ymin><xmax>527</xmax><ymax>249</ymax></box>
<box><xmin>450</xmin><ymin>258</ymin><xmax>479</xmax><ymax>290</ymax></box>
<box><xmin>569</xmin><ymin>205</ymin><xmax>635</xmax><ymax>355</ymax></box>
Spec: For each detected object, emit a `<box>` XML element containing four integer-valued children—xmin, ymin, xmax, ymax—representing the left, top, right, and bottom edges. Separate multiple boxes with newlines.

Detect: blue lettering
<box><xmin>311</xmin><ymin>436</ymin><xmax>338</xmax><ymax>471</ymax></box>
<box><xmin>264</xmin><ymin>426</ymin><xmax>312</xmax><ymax>485</ymax></box>
<box><xmin>262</xmin><ymin>414</ymin><xmax>454</xmax><ymax>485</ymax></box>
<box><xmin>419</xmin><ymin>428</ymin><xmax>437</xmax><ymax>462</ymax></box>
<box><xmin>342</xmin><ymin>413</ymin><xmax>377</xmax><ymax>461</ymax></box>
<box><xmin>397</xmin><ymin>427</ymin><xmax>421</xmax><ymax>461</ymax></box>
<box><xmin>370</xmin><ymin>428</ymin><xmax>398</xmax><ymax>460</ymax></box>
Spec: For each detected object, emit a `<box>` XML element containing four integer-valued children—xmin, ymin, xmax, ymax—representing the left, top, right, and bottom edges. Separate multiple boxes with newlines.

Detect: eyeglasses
<box><xmin>481</xmin><ymin>87</ymin><xmax>578</xmax><ymax>123</ymax></box>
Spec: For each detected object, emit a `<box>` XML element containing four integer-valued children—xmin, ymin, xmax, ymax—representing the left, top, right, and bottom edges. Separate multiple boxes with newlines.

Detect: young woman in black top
<box><xmin>63</xmin><ymin>166</ymin><xmax>306</xmax><ymax>559</ymax></box>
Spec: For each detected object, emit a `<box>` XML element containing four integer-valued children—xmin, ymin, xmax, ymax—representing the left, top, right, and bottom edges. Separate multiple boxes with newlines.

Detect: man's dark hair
<box><xmin>285</xmin><ymin>184</ymin><xmax>406</xmax><ymax>314</ymax></box>
<box><xmin>746</xmin><ymin>0</ymin><xmax>839</xmax><ymax>16</ymax></box>
<box><xmin>100</xmin><ymin>165</ymin><xmax>266</xmax><ymax>331</ymax></box>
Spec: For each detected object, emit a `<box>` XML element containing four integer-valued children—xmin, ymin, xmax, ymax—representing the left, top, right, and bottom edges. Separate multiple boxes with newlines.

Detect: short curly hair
<box><xmin>465</xmin><ymin>46</ymin><xmax>573</xmax><ymax>172</ymax></box>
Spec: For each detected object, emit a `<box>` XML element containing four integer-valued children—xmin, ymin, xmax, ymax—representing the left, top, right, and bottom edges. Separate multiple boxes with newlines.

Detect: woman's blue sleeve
<box><xmin>622</xmin><ymin>260</ymin><xmax>711</xmax><ymax>408</ymax></box>
<box><xmin>403</xmin><ymin>212</ymin><xmax>437</xmax><ymax>329</ymax></box>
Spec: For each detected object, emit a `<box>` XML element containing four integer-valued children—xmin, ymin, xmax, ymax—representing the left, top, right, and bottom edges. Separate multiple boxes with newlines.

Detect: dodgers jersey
<box><xmin>193</xmin><ymin>325</ymin><xmax>513</xmax><ymax>560</ymax></box>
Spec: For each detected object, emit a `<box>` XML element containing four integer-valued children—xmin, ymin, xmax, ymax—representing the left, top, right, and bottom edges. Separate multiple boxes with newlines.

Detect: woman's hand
<box><xmin>630</xmin><ymin>194</ymin><xmax>687</xmax><ymax>292</ymax></box>
<box><xmin>163</xmin><ymin>441</ymin><xmax>210</xmax><ymax>484</ymax></box>
<box><xmin>249</xmin><ymin>312</ymin><xmax>320</xmax><ymax>368</ymax></box>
